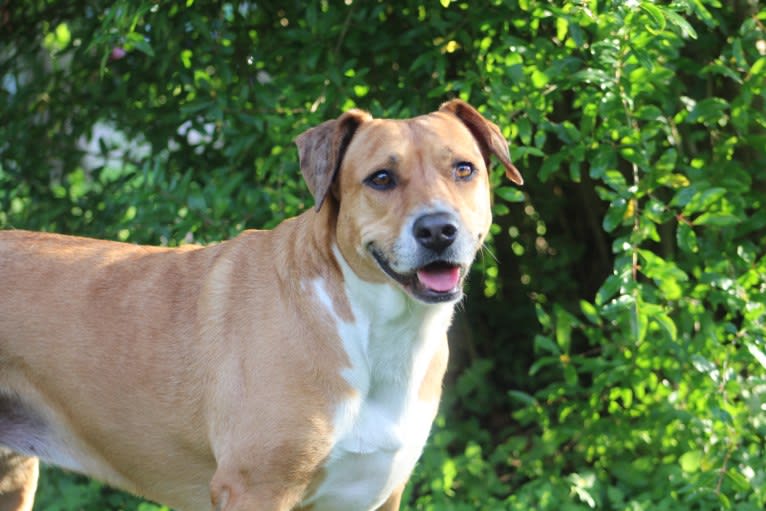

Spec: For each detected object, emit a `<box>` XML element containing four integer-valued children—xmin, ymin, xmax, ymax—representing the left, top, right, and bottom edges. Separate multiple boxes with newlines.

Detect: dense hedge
<box><xmin>2</xmin><ymin>1</ymin><xmax>765</xmax><ymax>510</ymax></box>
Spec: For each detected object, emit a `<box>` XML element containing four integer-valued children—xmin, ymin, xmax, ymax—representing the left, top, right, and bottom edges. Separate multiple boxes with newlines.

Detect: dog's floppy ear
<box><xmin>295</xmin><ymin>109</ymin><xmax>372</xmax><ymax>211</ymax></box>
<box><xmin>439</xmin><ymin>99</ymin><xmax>524</xmax><ymax>185</ymax></box>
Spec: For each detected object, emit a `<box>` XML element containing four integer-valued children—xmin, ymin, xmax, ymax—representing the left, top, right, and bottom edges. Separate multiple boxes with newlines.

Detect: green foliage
<box><xmin>2</xmin><ymin>1</ymin><xmax>765</xmax><ymax>510</ymax></box>
<box><xmin>35</xmin><ymin>467</ymin><xmax>168</xmax><ymax>511</ymax></box>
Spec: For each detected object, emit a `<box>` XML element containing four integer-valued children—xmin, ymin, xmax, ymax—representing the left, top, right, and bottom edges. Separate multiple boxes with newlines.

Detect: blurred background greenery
<box><xmin>1</xmin><ymin>1</ymin><xmax>765</xmax><ymax>509</ymax></box>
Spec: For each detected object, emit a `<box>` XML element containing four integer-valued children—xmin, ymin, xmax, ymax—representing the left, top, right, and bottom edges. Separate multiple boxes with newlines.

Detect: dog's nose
<box><xmin>413</xmin><ymin>212</ymin><xmax>459</xmax><ymax>252</ymax></box>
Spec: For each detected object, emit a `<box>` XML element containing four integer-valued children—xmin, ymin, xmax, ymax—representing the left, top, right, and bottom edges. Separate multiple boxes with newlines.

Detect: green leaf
<box><xmin>534</xmin><ymin>334</ymin><xmax>561</xmax><ymax>355</ymax></box>
<box><xmin>631</xmin><ymin>298</ymin><xmax>648</xmax><ymax>344</ymax></box>
<box><xmin>657</xmin><ymin>173</ymin><xmax>690</xmax><ymax>188</ymax></box>
<box><xmin>554</xmin><ymin>305</ymin><xmax>576</xmax><ymax>352</ymax></box>
<box><xmin>671</xmin><ymin>184</ymin><xmax>698</xmax><ymax>208</ymax></box>
<box><xmin>529</xmin><ymin>355</ymin><xmax>560</xmax><ymax>376</ymax></box>
<box><xmin>664</xmin><ymin>9</ymin><xmax>698</xmax><ymax>39</ymax></box>
<box><xmin>180</xmin><ymin>49</ymin><xmax>193</xmax><ymax>68</ymax></box>
<box><xmin>535</xmin><ymin>303</ymin><xmax>552</xmax><ymax>329</ymax></box>
<box><xmin>679</xmin><ymin>450</ymin><xmax>703</xmax><ymax>473</ymax></box>
<box><xmin>517</xmin><ymin>117</ymin><xmax>532</xmax><ymax>145</ymax></box>
<box><xmin>750</xmin><ymin>57</ymin><xmax>766</xmax><ymax>78</ymax></box>
<box><xmin>603</xmin><ymin>170</ymin><xmax>628</xmax><ymax>193</ymax></box>
<box><xmin>495</xmin><ymin>187</ymin><xmax>525</xmax><ymax>203</ymax></box>
<box><xmin>510</xmin><ymin>146</ymin><xmax>545</xmax><ymax>159</ymax></box>
<box><xmin>660</xmin><ymin>279</ymin><xmax>682</xmax><ymax>300</ymax></box>
<box><xmin>125</xmin><ymin>32</ymin><xmax>155</xmax><ymax>57</ymax></box>
<box><xmin>640</xmin><ymin>2</ymin><xmax>666</xmax><ymax>32</ymax></box>
<box><xmin>653</xmin><ymin>312</ymin><xmax>677</xmax><ymax>341</ymax></box>
<box><xmin>556</xmin><ymin>16</ymin><xmax>568</xmax><ymax>41</ymax></box>
<box><xmin>702</xmin><ymin>61</ymin><xmax>744</xmax><ymax>84</ymax></box>
<box><xmin>693</xmin><ymin>212</ymin><xmax>740</xmax><ymax>227</ymax></box>
<box><xmin>638</xmin><ymin>250</ymin><xmax>688</xmax><ymax>299</ymax></box>
<box><xmin>441</xmin><ymin>457</ymin><xmax>457</xmax><ymax>494</ymax></box>
<box><xmin>508</xmin><ymin>390</ymin><xmax>537</xmax><ymax>406</ymax></box>
<box><xmin>726</xmin><ymin>468</ymin><xmax>751</xmax><ymax>492</ymax></box>
<box><xmin>563</xmin><ymin>364</ymin><xmax>578</xmax><ymax>386</ymax></box>
<box><xmin>579</xmin><ymin>300</ymin><xmax>602</xmax><ymax>326</ymax></box>
<box><xmin>682</xmin><ymin>186</ymin><xmax>726</xmax><ymax>215</ymax></box>
<box><xmin>596</xmin><ymin>275</ymin><xmax>622</xmax><ymax>306</ymax></box>
<box><xmin>746</xmin><ymin>343</ymin><xmax>766</xmax><ymax>370</ymax></box>
<box><xmin>603</xmin><ymin>198</ymin><xmax>628</xmax><ymax>232</ymax></box>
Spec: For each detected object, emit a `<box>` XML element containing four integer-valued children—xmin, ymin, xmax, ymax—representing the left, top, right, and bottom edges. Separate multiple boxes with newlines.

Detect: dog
<box><xmin>0</xmin><ymin>99</ymin><xmax>523</xmax><ymax>511</ymax></box>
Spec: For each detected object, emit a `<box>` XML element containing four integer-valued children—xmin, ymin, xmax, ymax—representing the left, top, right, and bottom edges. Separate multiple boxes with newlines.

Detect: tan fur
<box><xmin>0</xmin><ymin>100</ymin><xmax>520</xmax><ymax>511</ymax></box>
<box><xmin>0</xmin><ymin>449</ymin><xmax>36</xmax><ymax>511</ymax></box>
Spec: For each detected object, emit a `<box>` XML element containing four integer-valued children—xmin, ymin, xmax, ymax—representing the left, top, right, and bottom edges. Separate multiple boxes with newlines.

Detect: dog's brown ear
<box><xmin>439</xmin><ymin>99</ymin><xmax>524</xmax><ymax>185</ymax></box>
<box><xmin>295</xmin><ymin>109</ymin><xmax>372</xmax><ymax>211</ymax></box>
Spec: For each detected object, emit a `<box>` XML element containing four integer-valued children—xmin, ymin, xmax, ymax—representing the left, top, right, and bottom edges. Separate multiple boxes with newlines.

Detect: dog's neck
<box><xmin>328</xmin><ymin>244</ymin><xmax>453</xmax><ymax>385</ymax></box>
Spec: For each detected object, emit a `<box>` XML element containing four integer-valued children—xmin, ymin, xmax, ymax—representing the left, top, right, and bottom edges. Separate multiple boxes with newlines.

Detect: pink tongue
<box><xmin>416</xmin><ymin>266</ymin><xmax>460</xmax><ymax>292</ymax></box>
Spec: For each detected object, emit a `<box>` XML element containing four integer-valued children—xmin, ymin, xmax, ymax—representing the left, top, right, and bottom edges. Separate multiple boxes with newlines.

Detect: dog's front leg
<box><xmin>211</xmin><ymin>487</ymin><xmax>294</xmax><ymax>511</ymax></box>
<box><xmin>0</xmin><ymin>448</ymin><xmax>38</xmax><ymax>511</ymax></box>
<box><xmin>374</xmin><ymin>484</ymin><xmax>404</xmax><ymax>511</ymax></box>
<box><xmin>210</xmin><ymin>467</ymin><xmax>306</xmax><ymax>511</ymax></box>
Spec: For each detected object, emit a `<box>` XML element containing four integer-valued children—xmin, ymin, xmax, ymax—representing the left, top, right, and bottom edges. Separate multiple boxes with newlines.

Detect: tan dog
<box><xmin>0</xmin><ymin>100</ymin><xmax>523</xmax><ymax>511</ymax></box>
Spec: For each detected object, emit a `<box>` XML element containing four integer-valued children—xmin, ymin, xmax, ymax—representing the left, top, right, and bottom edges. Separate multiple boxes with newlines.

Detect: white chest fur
<box><xmin>301</xmin><ymin>251</ymin><xmax>453</xmax><ymax>511</ymax></box>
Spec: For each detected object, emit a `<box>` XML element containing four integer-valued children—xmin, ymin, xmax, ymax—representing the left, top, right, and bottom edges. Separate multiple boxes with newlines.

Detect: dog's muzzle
<box><xmin>370</xmin><ymin>211</ymin><xmax>472</xmax><ymax>304</ymax></box>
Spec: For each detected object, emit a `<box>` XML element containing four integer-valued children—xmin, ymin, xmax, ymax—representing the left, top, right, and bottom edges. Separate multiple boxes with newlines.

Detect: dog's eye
<box><xmin>365</xmin><ymin>170</ymin><xmax>396</xmax><ymax>190</ymax></box>
<box><xmin>455</xmin><ymin>162</ymin><xmax>476</xmax><ymax>181</ymax></box>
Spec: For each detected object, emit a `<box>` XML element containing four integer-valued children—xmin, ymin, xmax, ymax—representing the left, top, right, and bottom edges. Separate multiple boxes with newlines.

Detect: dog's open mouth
<box><xmin>416</xmin><ymin>262</ymin><xmax>461</xmax><ymax>293</ymax></box>
<box><xmin>371</xmin><ymin>249</ymin><xmax>464</xmax><ymax>303</ymax></box>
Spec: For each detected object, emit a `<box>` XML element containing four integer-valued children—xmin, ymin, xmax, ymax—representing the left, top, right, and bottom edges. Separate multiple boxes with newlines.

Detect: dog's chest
<box><xmin>303</xmin><ymin>277</ymin><xmax>448</xmax><ymax>510</ymax></box>
<box><xmin>306</xmin><ymin>379</ymin><xmax>437</xmax><ymax>511</ymax></box>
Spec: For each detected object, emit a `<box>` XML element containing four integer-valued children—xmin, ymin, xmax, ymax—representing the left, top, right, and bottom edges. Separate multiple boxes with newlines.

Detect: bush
<box><xmin>2</xmin><ymin>1</ymin><xmax>765</xmax><ymax>509</ymax></box>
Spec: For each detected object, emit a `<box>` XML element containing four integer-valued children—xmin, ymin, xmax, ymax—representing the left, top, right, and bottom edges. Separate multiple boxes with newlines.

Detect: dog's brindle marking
<box><xmin>0</xmin><ymin>100</ymin><xmax>522</xmax><ymax>511</ymax></box>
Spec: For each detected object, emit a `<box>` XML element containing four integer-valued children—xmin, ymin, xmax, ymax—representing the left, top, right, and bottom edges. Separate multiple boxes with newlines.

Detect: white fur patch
<box><xmin>300</xmin><ymin>246</ymin><xmax>453</xmax><ymax>511</ymax></box>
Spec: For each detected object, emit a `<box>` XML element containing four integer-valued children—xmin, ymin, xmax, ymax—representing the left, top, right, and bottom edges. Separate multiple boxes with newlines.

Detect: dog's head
<box><xmin>295</xmin><ymin>99</ymin><xmax>523</xmax><ymax>304</ymax></box>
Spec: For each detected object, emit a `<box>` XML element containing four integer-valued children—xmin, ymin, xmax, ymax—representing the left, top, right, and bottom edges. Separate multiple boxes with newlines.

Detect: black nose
<box><xmin>413</xmin><ymin>212</ymin><xmax>459</xmax><ymax>252</ymax></box>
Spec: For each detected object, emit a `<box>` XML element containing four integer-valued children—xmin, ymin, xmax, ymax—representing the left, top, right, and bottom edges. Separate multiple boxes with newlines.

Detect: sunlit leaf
<box><xmin>679</xmin><ymin>450</ymin><xmax>703</xmax><ymax>473</ymax></box>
